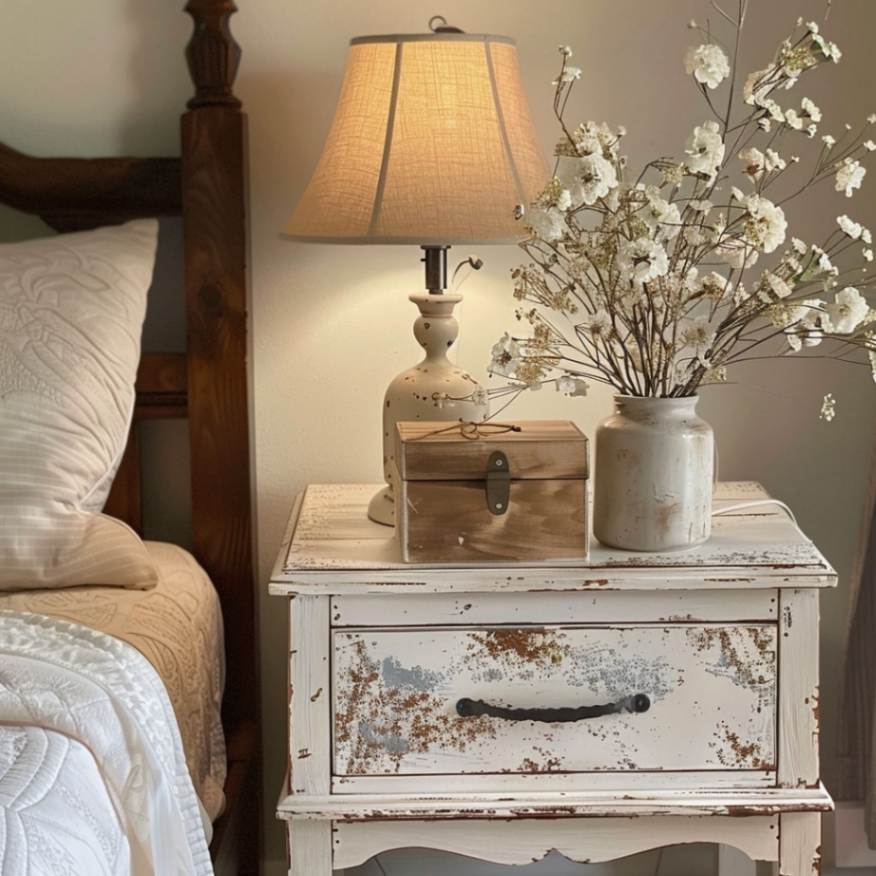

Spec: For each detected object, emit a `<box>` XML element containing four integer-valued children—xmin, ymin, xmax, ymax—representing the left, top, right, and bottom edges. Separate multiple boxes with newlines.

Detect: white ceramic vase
<box><xmin>593</xmin><ymin>396</ymin><xmax>714</xmax><ymax>552</ymax></box>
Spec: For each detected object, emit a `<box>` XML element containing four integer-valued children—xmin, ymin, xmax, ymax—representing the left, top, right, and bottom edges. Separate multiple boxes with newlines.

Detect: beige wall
<box><xmin>3</xmin><ymin>1</ymin><xmax>876</xmax><ymax>874</ymax></box>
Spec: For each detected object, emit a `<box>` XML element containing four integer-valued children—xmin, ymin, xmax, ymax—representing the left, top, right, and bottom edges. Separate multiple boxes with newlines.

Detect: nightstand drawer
<box><xmin>333</xmin><ymin>624</ymin><xmax>776</xmax><ymax>777</ymax></box>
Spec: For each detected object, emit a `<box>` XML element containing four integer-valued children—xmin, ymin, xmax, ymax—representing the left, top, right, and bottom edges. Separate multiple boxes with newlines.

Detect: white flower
<box><xmin>838</xmin><ymin>215</ymin><xmax>863</xmax><ymax>240</ymax></box>
<box><xmin>554</xmin><ymin>65</ymin><xmax>582</xmax><ymax>84</ymax></box>
<box><xmin>824</xmin><ymin>286</ymin><xmax>869</xmax><ymax>333</ymax></box>
<box><xmin>791</xmin><ymin>237</ymin><xmax>807</xmax><ymax>255</ymax></box>
<box><xmin>556</xmin><ymin>375</ymin><xmax>588</xmax><ymax>396</ymax></box>
<box><xmin>489</xmin><ymin>333</ymin><xmax>522</xmax><ymax>377</ymax></box>
<box><xmin>744</xmin><ymin>195</ymin><xmax>787</xmax><ymax>253</ymax></box>
<box><xmin>685</xmin><ymin>43</ymin><xmax>731</xmax><ymax>89</ymax></box>
<box><xmin>698</xmin><ymin>271</ymin><xmax>732</xmax><ymax>300</ymax></box>
<box><xmin>526</xmin><ymin>206</ymin><xmax>566</xmax><ymax>242</ymax></box>
<box><xmin>869</xmin><ymin>114</ymin><xmax>876</xmax><ymax>124</ymax></box>
<box><xmin>740</xmin><ymin>147</ymin><xmax>766</xmax><ymax>179</ymax></box>
<box><xmin>471</xmin><ymin>386</ymin><xmax>489</xmax><ymax>407</ymax></box>
<box><xmin>642</xmin><ymin>187</ymin><xmax>682</xmax><ymax>240</ymax></box>
<box><xmin>801</xmin><ymin>97</ymin><xmax>822</xmax><ymax>122</ymax></box>
<box><xmin>556</xmin><ymin>153</ymin><xmax>618</xmax><ymax>207</ymax></box>
<box><xmin>685</xmin><ymin>120</ymin><xmax>725</xmax><ymax>183</ymax></box>
<box><xmin>617</xmin><ymin>236</ymin><xmax>669</xmax><ymax>287</ymax></box>
<box><xmin>820</xmin><ymin>393</ymin><xmax>837</xmax><ymax>422</ymax></box>
<box><xmin>681</xmin><ymin>316</ymin><xmax>716</xmax><ymax>363</ymax></box>
<box><xmin>760</xmin><ymin>270</ymin><xmax>793</xmax><ymax>301</ymax></box>
<box><xmin>744</xmin><ymin>67</ymin><xmax>775</xmax><ymax>106</ymax></box>
<box><xmin>865</xmin><ymin>249</ymin><xmax>874</xmax><ymax>262</ymax></box>
<box><xmin>812</xmin><ymin>32</ymin><xmax>841</xmax><ymax>62</ymax></box>
<box><xmin>785</xmin><ymin>108</ymin><xmax>804</xmax><ymax>130</ymax></box>
<box><xmin>836</xmin><ymin>158</ymin><xmax>866</xmax><ymax>197</ymax></box>
<box><xmin>865</xmin><ymin>140</ymin><xmax>876</xmax><ymax>152</ymax></box>
<box><xmin>717</xmin><ymin>238</ymin><xmax>759</xmax><ymax>269</ymax></box>
<box><xmin>864</xmin><ymin>228</ymin><xmax>873</xmax><ymax>244</ymax></box>
<box><xmin>685</xmin><ymin>226</ymin><xmax>707</xmax><ymax>246</ymax></box>
<box><xmin>587</xmin><ymin>310</ymin><xmax>612</xmax><ymax>336</ymax></box>
<box><xmin>765</xmin><ymin>149</ymin><xmax>786</xmax><ymax>172</ymax></box>
<box><xmin>822</xmin><ymin>134</ymin><xmax>836</xmax><ymax>148</ymax></box>
<box><xmin>689</xmin><ymin>199</ymin><xmax>713</xmax><ymax>213</ymax></box>
<box><xmin>730</xmin><ymin>186</ymin><xmax>745</xmax><ymax>201</ymax></box>
<box><xmin>558</xmin><ymin>45</ymin><xmax>573</xmax><ymax>57</ymax></box>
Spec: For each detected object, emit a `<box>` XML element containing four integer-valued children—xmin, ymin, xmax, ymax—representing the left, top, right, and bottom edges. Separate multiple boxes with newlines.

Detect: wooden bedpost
<box><xmin>182</xmin><ymin>1</ymin><xmax>259</xmax><ymax>872</ymax></box>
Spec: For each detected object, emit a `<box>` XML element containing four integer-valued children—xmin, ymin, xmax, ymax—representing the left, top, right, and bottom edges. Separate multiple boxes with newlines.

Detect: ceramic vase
<box><xmin>593</xmin><ymin>396</ymin><xmax>714</xmax><ymax>552</ymax></box>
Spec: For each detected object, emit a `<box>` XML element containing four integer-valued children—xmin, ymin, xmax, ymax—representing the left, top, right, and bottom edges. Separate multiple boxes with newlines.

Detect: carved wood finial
<box><xmin>184</xmin><ymin>0</ymin><xmax>242</xmax><ymax>108</ymax></box>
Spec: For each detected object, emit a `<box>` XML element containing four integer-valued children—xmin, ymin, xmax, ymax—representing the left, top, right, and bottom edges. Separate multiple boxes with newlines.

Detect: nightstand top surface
<box><xmin>268</xmin><ymin>482</ymin><xmax>836</xmax><ymax>595</ymax></box>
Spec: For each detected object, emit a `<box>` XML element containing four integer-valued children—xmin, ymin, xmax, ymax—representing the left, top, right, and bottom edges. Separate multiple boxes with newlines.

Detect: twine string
<box><xmin>410</xmin><ymin>421</ymin><xmax>523</xmax><ymax>441</ymax></box>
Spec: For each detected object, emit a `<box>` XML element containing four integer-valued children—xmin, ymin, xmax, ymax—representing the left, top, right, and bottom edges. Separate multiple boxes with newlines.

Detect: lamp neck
<box><xmin>421</xmin><ymin>245</ymin><xmax>450</xmax><ymax>294</ymax></box>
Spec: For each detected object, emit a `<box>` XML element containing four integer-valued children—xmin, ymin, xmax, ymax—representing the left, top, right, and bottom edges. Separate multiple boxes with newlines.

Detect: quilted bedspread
<box><xmin>0</xmin><ymin>611</ymin><xmax>212</xmax><ymax>876</ymax></box>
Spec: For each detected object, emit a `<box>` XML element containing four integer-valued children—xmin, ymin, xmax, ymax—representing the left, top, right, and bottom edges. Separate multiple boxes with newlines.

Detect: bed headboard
<box><xmin>0</xmin><ymin>1</ymin><xmax>258</xmax><ymax>870</ymax></box>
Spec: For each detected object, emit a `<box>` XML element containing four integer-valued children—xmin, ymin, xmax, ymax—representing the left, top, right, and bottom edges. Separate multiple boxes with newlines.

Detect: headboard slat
<box><xmin>0</xmin><ymin>143</ymin><xmax>181</xmax><ymax>231</ymax></box>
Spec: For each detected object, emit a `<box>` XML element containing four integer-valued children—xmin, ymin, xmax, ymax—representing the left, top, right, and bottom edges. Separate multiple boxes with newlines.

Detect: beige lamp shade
<box><xmin>284</xmin><ymin>32</ymin><xmax>548</xmax><ymax>244</ymax></box>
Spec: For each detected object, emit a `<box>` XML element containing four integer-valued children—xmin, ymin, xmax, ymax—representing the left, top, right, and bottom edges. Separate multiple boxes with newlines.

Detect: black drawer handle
<box><xmin>455</xmin><ymin>693</ymin><xmax>650</xmax><ymax>723</ymax></box>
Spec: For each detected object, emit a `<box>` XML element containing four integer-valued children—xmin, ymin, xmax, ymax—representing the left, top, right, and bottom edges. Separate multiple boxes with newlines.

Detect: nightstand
<box><xmin>270</xmin><ymin>482</ymin><xmax>834</xmax><ymax>875</ymax></box>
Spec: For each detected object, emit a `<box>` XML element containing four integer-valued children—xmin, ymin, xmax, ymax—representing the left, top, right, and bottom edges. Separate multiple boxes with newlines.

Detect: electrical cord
<box><xmin>711</xmin><ymin>498</ymin><xmax>798</xmax><ymax>527</ymax></box>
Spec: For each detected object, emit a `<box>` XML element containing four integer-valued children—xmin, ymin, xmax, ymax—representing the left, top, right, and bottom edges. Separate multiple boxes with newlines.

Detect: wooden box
<box><xmin>394</xmin><ymin>420</ymin><xmax>589</xmax><ymax>564</ymax></box>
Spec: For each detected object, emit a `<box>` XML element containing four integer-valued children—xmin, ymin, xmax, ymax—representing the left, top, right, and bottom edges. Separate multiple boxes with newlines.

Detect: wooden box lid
<box><xmin>396</xmin><ymin>420</ymin><xmax>589</xmax><ymax>481</ymax></box>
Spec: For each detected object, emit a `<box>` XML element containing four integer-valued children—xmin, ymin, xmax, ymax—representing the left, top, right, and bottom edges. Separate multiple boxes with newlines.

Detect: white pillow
<box><xmin>0</xmin><ymin>219</ymin><xmax>160</xmax><ymax>591</ymax></box>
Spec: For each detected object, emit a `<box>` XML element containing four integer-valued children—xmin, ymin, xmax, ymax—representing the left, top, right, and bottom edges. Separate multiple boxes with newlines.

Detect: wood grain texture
<box><xmin>290</xmin><ymin>596</ymin><xmax>330</xmax><ymax>795</ymax></box>
<box><xmin>399</xmin><ymin>478</ymin><xmax>589</xmax><ymax>563</ymax></box>
<box><xmin>396</xmin><ymin>419</ymin><xmax>589</xmax><ymax>480</ymax></box>
<box><xmin>182</xmin><ymin>1</ymin><xmax>257</xmax><ymax>870</ymax></box>
<box><xmin>0</xmin><ymin>141</ymin><xmax>180</xmax><ymax>232</ymax></box>
<box><xmin>779</xmin><ymin>589</ymin><xmax>820</xmax><ymax>789</ymax></box>
<box><xmin>287</xmin><ymin>820</ymin><xmax>332</xmax><ymax>876</ymax></box>
<box><xmin>133</xmin><ymin>353</ymin><xmax>188</xmax><ymax>419</ymax></box>
<box><xmin>182</xmin><ymin>97</ymin><xmax>255</xmax><ymax>725</ymax></box>
<box><xmin>779</xmin><ymin>812</ymin><xmax>822</xmax><ymax>875</ymax></box>
<box><xmin>332</xmin><ymin>816</ymin><xmax>779</xmax><ymax>869</ymax></box>
<box><xmin>182</xmin><ymin>1</ymin><xmax>259</xmax><ymax>863</ymax></box>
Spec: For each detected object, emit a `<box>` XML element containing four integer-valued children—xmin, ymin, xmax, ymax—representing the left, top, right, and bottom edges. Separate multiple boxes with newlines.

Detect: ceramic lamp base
<box><xmin>367</xmin><ymin>485</ymin><xmax>395</xmax><ymax>526</ymax></box>
<box><xmin>368</xmin><ymin>291</ymin><xmax>489</xmax><ymax>527</ymax></box>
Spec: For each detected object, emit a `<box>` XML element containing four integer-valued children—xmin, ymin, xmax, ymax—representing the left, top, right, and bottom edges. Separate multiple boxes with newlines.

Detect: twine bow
<box><xmin>411</xmin><ymin>421</ymin><xmax>523</xmax><ymax>441</ymax></box>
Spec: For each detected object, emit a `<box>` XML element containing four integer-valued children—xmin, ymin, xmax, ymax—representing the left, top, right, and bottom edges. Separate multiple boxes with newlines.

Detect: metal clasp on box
<box><xmin>485</xmin><ymin>451</ymin><xmax>510</xmax><ymax>515</ymax></box>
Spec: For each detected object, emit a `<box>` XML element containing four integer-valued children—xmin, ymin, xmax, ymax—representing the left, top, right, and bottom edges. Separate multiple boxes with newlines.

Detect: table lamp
<box><xmin>284</xmin><ymin>17</ymin><xmax>547</xmax><ymax>525</ymax></box>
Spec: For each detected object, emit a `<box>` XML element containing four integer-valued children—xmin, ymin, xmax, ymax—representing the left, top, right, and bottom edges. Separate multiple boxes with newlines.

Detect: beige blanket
<box><xmin>0</xmin><ymin>541</ymin><xmax>226</xmax><ymax>821</ymax></box>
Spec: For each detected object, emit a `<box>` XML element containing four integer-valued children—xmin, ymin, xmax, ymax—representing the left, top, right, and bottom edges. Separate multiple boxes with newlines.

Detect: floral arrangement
<box><xmin>488</xmin><ymin>2</ymin><xmax>875</xmax><ymax>419</ymax></box>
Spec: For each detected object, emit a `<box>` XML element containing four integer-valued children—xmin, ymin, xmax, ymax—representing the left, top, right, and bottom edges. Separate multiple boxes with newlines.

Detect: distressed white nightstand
<box><xmin>271</xmin><ymin>482</ymin><xmax>834</xmax><ymax>875</ymax></box>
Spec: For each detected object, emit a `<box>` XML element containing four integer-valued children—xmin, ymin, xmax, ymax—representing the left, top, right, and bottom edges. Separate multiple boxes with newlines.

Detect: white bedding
<box><xmin>0</xmin><ymin>611</ymin><xmax>212</xmax><ymax>876</ymax></box>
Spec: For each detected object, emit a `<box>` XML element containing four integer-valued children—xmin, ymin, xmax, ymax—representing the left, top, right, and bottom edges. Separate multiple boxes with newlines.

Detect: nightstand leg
<box><xmin>288</xmin><ymin>821</ymin><xmax>333</xmax><ymax>875</ymax></box>
<box><xmin>778</xmin><ymin>813</ymin><xmax>822</xmax><ymax>876</ymax></box>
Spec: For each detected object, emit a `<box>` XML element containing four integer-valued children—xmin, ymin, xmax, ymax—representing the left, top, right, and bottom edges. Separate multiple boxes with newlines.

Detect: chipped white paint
<box><xmin>332</xmin><ymin>816</ymin><xmax>779</xmax><ymax>869</ymax></box>
<box><xmin>273</xmin><ymin>482</ymin><xmax>833</xmax><ymax>875</ymax></box>
<box><xmin>287</xmin><ymin>820</ymin><xmax>331</xmax><ymax>876</ymax></box>
<box><xmin>333</xmin><ymin>769</ymin><xmax>777</xmax><ymax>795</ymax></box>
<box><xmin>333</xmin><ymin>624</ymin><xmax>777</xmax><ymax>776</ymax></box>
<box><xmin>779</xmin><ymin>812</ymin><xmax>822</xmax><ymax>875</ymax></box>
<box><xmin>331</xmin><ymin>589</ymin><xmax>778</xmax><ymax>627</ymax></box>
<box><xmin>778</xmin><ymin>589</ymin><xmax>820</xmax><ymax>789</ymax></box>
<box><xmin>289</xmin><ymin>596</ymin><xmax>330</xmax><ymax>795</ymax></box>
<box><xmin>269</xmin><ymin>483</ymin><xmax>836</xmax><ymax>596</ymax></box>
<box><xmin>276</xmin><ymin>785</ymin><xmax>833</xmax><ymax>820</ymax></box>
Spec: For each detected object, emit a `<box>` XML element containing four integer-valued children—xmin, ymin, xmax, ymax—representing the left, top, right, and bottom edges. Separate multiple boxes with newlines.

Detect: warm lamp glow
<box><xmin>284</xmin><ymin>33</ymin><xmax>548</xmax><ymax>244</ymax></box>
